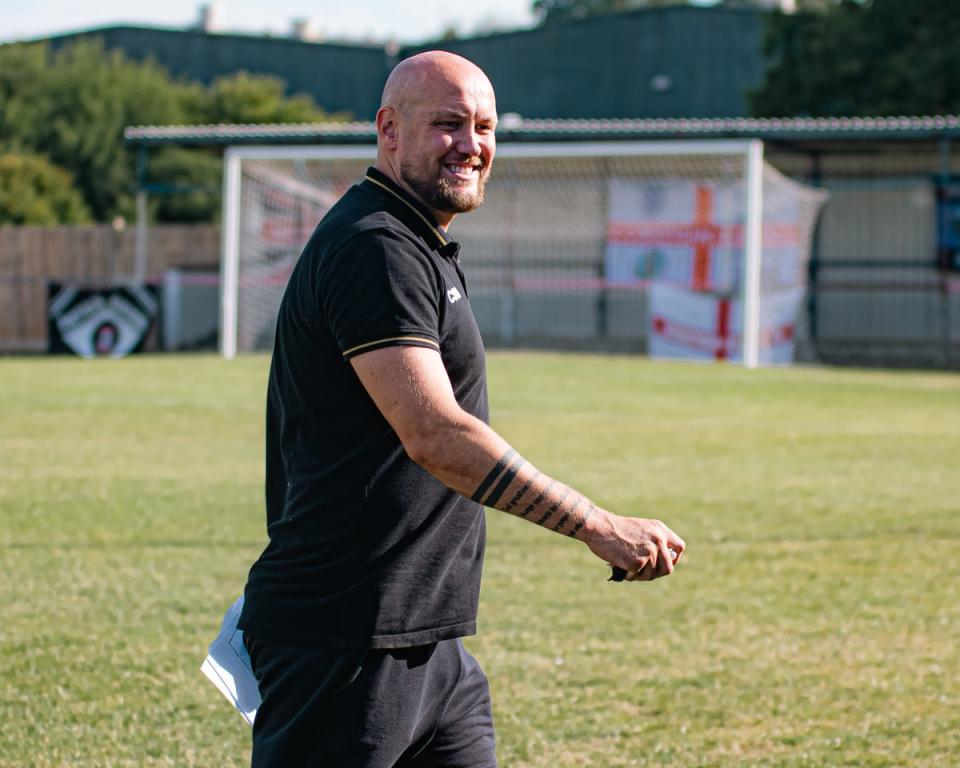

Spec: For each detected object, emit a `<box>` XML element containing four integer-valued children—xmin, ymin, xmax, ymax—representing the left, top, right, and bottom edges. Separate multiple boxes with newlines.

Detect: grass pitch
<box><xmin>1</xmin><ymin>352</ymin><xmax>958</xmax><ymax>767</ymax></box>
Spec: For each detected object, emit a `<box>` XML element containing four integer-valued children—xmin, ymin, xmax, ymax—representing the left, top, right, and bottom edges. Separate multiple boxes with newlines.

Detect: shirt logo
<box><xmin>447</xmin><ymin>287</ymin><xmax>462</xmax><ymax>304</ymax></box>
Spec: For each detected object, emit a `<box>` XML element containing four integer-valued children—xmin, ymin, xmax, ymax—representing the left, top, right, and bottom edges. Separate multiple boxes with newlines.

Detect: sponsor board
<box><xmin>48</xmin><ymin>283</ymin><xmax>158</xmax><ymax>358</ymax></box>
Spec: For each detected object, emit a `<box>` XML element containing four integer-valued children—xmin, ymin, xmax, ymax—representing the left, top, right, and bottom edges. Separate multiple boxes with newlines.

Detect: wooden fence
<box><xmin>0</xmin><ymin>224</ymin><xmax>219</xmax><ymax>351</ymax></box>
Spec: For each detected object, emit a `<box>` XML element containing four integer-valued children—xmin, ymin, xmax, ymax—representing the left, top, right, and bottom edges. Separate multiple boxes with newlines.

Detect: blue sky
<box><xmin>1</xmin><ymin>0</ymin><xmax>540</xmax><ymax>45</ymax></box>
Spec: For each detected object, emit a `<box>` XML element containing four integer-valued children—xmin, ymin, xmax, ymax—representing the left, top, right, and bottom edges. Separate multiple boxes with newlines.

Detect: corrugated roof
<box><xmin>124</xmin><ymin>121</ymin><xmax>378</xmax><ymax>144</ymax></box>
<box><xmin>124</xmin><ymin>115</ymin><xmax>960</xmax><ymax>147</ymax></box>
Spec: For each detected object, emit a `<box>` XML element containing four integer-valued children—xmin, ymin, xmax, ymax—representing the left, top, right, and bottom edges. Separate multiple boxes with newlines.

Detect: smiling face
<box><xmin>376</xmin><ymin>53</ymin><xmax>497</xmax><ymax>227</ymax></box>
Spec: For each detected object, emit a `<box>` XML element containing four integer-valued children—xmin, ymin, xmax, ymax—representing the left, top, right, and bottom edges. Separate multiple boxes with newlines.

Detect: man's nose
<box><xmin>455</xmin><ymin>126</ymin><xmax>483</xmax><ymax>157</ymax></box>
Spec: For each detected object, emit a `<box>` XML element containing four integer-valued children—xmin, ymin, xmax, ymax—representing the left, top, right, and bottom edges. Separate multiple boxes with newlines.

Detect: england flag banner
<box><xmin>647</xmin><ymin>283</ymin><xmax>805</xmax><ymax>365</ymax></box>
<box><xmin>604</xmin><ymin>167</ymin><xmax>826</xmax><ymax>364</ymax></box>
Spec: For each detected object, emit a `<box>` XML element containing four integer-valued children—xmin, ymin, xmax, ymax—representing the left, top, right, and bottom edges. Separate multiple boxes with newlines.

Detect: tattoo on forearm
<box><xmin>567</xmin><ymin>503</ymin><xmax>596</xmax><ymax>537</ymax></box>
<box><xmin>552</xmin><ymin>494</ymin><xmax>584</xmax><ymax>533</ymax></box>
<box><xmin>493</xmin><ymin>467</ymin><xmax>597</xmax><ymax>538</ymax></box>
<box><xmin>484</xmin><ymin>455</ymin><xmax>527</xmax><ymax>507</ymax></box>
<box><xmin>471</xmin><ymin>449</ymin><xmax>516</xmax><ymax>503</ymax></box>
<box><xmin>503</xmin><ymin>471</ymin><xmax>540</xmax><ymax>513</ymax></box>
<box><xmin>520</xmin><ymin>479</ymin><xmax>555</xmax><ymax>518</ymax></box>
<box><xmin>536</xmin><ymin>487</ymin><xmax>571</xmax><ymax>527</ymax></box>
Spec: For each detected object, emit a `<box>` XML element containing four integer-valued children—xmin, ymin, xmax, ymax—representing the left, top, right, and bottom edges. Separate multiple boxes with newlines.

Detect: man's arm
<box><xmin>350</xmin><ymin>345</ymin><xmax>685</xmax><ymax>581</ymax></box>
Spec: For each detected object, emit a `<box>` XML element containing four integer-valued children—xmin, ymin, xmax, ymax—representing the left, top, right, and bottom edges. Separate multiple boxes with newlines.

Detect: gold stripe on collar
<box><xmin>365</xmin><ymin>175</ymin><xmax>448</xmax><ymax>246</ymax></box>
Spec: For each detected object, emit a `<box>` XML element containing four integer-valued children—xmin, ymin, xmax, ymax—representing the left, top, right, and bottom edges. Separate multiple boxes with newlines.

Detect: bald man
<box><xmin>238</xmin><ymin>51</ymin><xmax>685</xmax><ymax>767</ymax></box>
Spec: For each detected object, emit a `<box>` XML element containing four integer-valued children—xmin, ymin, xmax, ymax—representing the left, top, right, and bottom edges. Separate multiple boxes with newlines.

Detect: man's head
<box><xmin>375</xmin><ymin>51</ymin><xmax>497</xmax><ymax>227</ymax></box>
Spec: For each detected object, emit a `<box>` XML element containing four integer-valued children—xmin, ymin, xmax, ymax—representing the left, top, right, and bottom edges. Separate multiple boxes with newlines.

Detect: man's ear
<box><xmin>376</xmin><ymin>107</ymin><xmax>399</xmax><ymax>148</ymax></box>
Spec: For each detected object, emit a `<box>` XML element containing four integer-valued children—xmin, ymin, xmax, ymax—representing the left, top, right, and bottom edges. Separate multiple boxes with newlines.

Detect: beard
<box><xmin>399</xmin><ymin>157</ymin><xmax>490</xmax><ymax>215</ymax></box>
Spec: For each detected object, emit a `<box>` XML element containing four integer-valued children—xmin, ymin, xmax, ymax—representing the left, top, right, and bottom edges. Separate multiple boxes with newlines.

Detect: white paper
<box><xmin>200</xmin><ymin>596</ymin><xmax>260</xmax><ymax>726</ymax></box>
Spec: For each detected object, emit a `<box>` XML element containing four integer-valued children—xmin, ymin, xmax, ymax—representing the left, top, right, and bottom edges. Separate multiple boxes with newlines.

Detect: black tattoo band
<box><xmin>520</xmin><ymin>479</ymin><xmax>555</xmax><ymax>518</ymax></box>
<box><xmin>536</xmin><ymin>487</ymin><xmax>571</xmax><ymax>527</ymax></box>
<box><xmin>567</xmin><ymin>503</ymin><xmax>596</xmax><ymax>537</ymax></box>
<box><xmin>503</xmin><ymin>471</ymin><xmax>540</xmax><ymax>513</ymax></box>
<box><xmin>552</xmin><ymin>495</ymin><xmax>584</xmax><ymax>533</ymax></box>
<box><xmin>484</xmin><ymin>455</ymin><xmax>527</xmax><ymax>507</ymax></box>
<box><xmin>471</xmin><ymin>449</ymin><xmax>516</xmax><ymax>503</ymax></box>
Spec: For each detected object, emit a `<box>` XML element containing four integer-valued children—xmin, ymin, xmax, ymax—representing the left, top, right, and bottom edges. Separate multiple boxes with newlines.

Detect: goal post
<box><xmin>220</xmin><ymin>140</ymin><xmax>825</xmax><ymax>366</ymax></box>
<box><xmin>744</xmin><ymin>139</ymin><xmax>765</xmax><ymax>369</ymax></box>
<box><xmin>219</xmin><ymin>145</ymin><xmax>376</xmax><ymax>359</ymax></box>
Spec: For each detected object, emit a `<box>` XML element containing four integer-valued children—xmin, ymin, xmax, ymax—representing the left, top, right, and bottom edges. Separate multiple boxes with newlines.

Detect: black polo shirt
<box><xmin>238</xmin><ymin>167</ymin><xmax>489</xmax><ymax>649</ymax></box>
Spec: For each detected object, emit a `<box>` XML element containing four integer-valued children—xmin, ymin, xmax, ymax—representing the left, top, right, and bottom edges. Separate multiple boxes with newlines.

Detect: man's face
<box><xmin>393</xmin><ymin>78</ymin><xmax>497</xmax><ymax>220</ymax></box>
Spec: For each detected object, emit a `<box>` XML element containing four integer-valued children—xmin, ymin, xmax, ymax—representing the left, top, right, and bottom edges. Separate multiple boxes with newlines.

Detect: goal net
<box><xmin>220</xmin><ymin>141</ymin><xmax>827</xmax><ymax>365</ymax></box>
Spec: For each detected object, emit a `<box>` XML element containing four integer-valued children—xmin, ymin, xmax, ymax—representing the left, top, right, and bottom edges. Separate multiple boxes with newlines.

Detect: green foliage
<box><xmin>0</xmin><ymin>40</ymin><xmax>192</xmax><ymax>221</ymax></box>
<box><xmin>751</xmin><ymin>0</ymin><xmax>960</xmax><ymax>117</ymax></box>
<box><xmin>1</xmin><ymin>353</ymin><xmax>959</xmax><ymax>766</ymax></box>
<box><xmin>198</xmin><ymin>71</ymin><xmax>330</xmax><ymax>125</ymax></box>
<box><xmin>146</xmin><ymin>148</ymin><xmax>224</xmax><ymax>223</ymax></box>
<box><xmin>0</xmin><ymin>42</ymin><xmax>47</xmax><ymax>154</ymax></box>
<box><xmin>0</xmin><ymin>153</ymin><xmax>91</xmax><ymax>225</ymax></box>
<box><xmin>0</xmin><ymin>39</ymin><xmax>339</xmax><ymax>224</ymax></box>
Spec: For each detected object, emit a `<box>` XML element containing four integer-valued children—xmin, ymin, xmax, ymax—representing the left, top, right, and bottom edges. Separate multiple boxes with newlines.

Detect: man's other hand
<box><xmin>576</xmin><ymin>512</ymin><xmax>685</xmax><ymax>582</ymax></box>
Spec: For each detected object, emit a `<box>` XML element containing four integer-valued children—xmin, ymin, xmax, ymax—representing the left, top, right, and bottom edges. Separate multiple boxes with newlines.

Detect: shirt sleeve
<box><xmin>317</xmin><ymin>228</ymin><xmax>442</xmax><ymax>360</ymax></box>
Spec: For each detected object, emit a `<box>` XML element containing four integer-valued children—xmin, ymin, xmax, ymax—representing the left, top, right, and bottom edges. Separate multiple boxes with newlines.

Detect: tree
<box><xmin>751</xmin><ymin>0</ymin><xmax>960</xmax><ymax>117</ymax></box>
<box><xmin>0</xmin><ymin>153</ymin><xmax>91</xmax><ymax>225</ymax></box>
<box><xmin>146</xmin><ymin>148</ymin><xmax>224</xmax><ymax>224</ymax></box>
<box><xmin>0</xmin><ymin>40</ymin><xmax>341</xmax><ymax>224</ymax></box>
<box><xmin>0</xmin><ymin>40</ymin><xmax>193</xmax><ymax>221</ymax></box>
<box><xmin>196</xmin><ymin>71</ymin><xmax>335</xmax><ymax>125</ymax></box>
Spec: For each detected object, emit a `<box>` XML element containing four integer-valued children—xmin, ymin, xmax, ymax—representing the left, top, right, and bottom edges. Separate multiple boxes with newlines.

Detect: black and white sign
<box><xmin>48</xmin><ymin>283</ymin><xmax>158</xmax><ymax>358</ymax></box>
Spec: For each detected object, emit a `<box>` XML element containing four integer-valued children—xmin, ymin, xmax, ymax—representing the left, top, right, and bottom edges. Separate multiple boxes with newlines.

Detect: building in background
<box><xmin>42</xmin><ymin>25</ymin><xmax>387</xmax><ymax>120</ymax></box>
<box><xmin>37</xmin><ymin>6</ymin><xmax>767</xmax><ymax>122</ymax></box>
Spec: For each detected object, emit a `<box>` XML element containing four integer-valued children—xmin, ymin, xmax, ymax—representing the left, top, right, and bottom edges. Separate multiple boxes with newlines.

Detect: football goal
<box><xmin>219</xmin><ymin>140</ymin><xmax>826</xmax><ymax>366</ymax></box>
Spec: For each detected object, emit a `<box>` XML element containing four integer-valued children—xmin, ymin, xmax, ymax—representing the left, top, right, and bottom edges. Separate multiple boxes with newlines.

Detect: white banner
<box><xmin>604</xmin><ymin>171</ymin><xmax>825</xmax><ymax>363</ymax></box>
<box><xmin>648</xmin><ymin>283</ymin><xmax>803</xmax><ymax>364</ymax></box>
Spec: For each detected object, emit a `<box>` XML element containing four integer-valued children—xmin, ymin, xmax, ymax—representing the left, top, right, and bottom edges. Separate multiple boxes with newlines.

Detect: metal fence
<box><xmin>806</xmin><ymin>178</ymin><xmax>960</xmax><ymax>368</ymax></box>
<box><xmin>2</xmin><ymin>210</ymin><xmax>958</xmax><ymax>368</ymax></box>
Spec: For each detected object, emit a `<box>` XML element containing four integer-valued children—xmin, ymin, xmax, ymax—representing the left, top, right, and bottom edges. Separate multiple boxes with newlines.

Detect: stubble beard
<box><xmin>400</xmin><ymin>158</ymin><xmax>490</xmax><ymax>215</ymax></box>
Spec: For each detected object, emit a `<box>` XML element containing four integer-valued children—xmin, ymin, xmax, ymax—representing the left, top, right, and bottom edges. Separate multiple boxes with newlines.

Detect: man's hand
<box><xmin>576</xmin><ymin>511</ymin><xmax>685</xmax><ymax>582</ymax></box>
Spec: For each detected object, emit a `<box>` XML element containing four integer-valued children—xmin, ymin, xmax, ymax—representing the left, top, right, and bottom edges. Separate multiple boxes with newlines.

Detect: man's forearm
<box><xmin>473</xmin><ymin>453</ymin><xmax>596</xmax><ymax>536</ymax></box>
<box><xmin>410</xmin><ymin>414</ymin><xmax>606</xmax><ymax>540</ymax></box>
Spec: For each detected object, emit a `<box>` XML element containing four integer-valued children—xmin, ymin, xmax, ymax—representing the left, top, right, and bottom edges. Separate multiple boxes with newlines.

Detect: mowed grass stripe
<box><xmin>1</xmin><ymin>353</ymin><xmax>958</xmax><ymax>767</ymax></box>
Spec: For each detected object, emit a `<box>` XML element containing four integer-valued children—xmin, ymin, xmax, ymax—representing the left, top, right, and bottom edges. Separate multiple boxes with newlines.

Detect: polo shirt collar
<box><xmin>363</xmin><ymin>167</ymin><xmax>451</xmax><ymax>250</ymax></box>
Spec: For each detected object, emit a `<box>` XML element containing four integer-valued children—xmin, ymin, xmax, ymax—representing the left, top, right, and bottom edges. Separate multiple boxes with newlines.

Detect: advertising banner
<box><xmin>48</xmin><ymin>283</ymin><xmax>158</xmax><ymax>358</ymax></box>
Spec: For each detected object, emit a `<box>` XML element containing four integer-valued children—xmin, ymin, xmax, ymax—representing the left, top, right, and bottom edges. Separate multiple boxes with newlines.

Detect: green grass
<box><xmin>1</xmin><ymin>352</ymin><xmax>958</xmax><ymax>767</ymax></box>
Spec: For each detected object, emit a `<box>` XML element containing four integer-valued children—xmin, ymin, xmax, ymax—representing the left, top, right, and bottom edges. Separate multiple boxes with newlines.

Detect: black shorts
<box><xmin>245</xmin><ymin>634</ymin><xmax>497</xmax><ymax>768</ymax></box>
